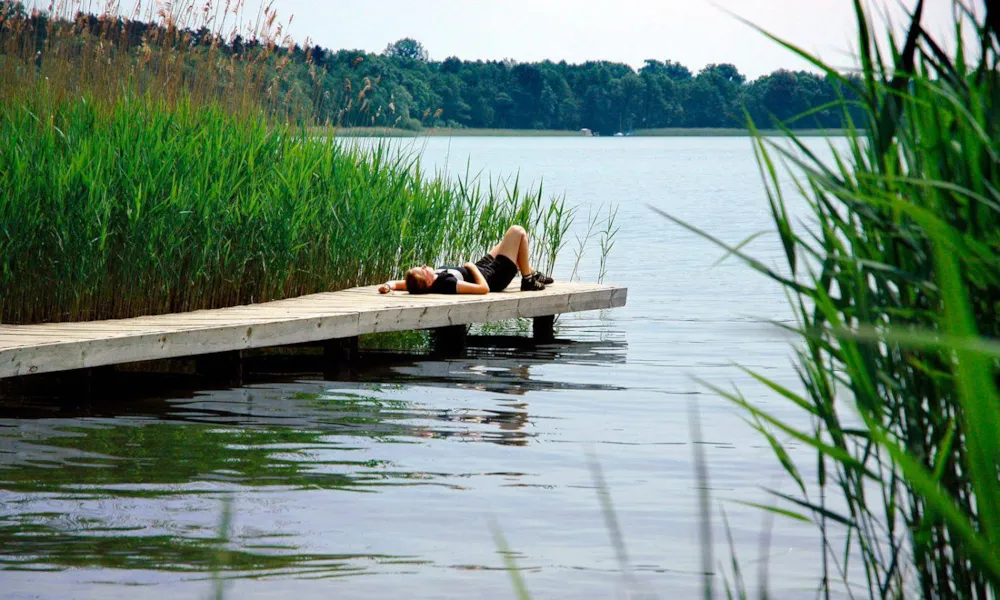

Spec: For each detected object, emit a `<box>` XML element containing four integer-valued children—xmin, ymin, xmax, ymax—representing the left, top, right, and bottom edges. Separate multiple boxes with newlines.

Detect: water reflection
<box><xmin>0</xmin><ymin>336</ymin><xmax>627</xmax><ymax>578</ymax></box>
<box><xmin>0</xmin><ymin>512</ymin><xmax>421</xmax><ymax>577</ymax></box>
<box><xmin>356</xmin><ymin>339</ymin><xmax>627</xmax><ymax>396</ymax></box>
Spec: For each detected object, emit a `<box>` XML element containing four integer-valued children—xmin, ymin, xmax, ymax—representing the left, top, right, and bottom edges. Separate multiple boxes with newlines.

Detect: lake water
<box><xmin>1</xmin><ymin>137</ymin><xmax>841</xmax><ymax>598</ymax></box>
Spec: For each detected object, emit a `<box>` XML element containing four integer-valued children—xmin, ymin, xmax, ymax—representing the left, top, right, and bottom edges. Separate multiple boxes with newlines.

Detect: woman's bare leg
<box><xmin>516</xmin><ymin>232</ymin><xmax>531</xmax><ymax>275</ymax></box>
<box><xmin>489</xmin><ymin>226</ymin><xmax>533</xmax><ymax>275</ymax></box>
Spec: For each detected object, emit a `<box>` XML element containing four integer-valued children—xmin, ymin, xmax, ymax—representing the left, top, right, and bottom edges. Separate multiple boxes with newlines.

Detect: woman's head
<box><xmin>405</xmin><ymin>265</ymin><xmax>435</xmax><ymax>294</ymax></box>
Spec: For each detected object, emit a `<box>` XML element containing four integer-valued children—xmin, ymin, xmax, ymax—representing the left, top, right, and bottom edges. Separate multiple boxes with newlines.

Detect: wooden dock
<box><xmin>0</xmin><ymin>282</ymin><xmax>626</xmax><ymax>379</ymax></box>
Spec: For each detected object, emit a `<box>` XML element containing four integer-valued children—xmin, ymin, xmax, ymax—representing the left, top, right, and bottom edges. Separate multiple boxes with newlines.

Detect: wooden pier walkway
<box><xmin>0</xmin><ymin>282</ymin><xmax>626</xmax><ymax>379</ymax></box>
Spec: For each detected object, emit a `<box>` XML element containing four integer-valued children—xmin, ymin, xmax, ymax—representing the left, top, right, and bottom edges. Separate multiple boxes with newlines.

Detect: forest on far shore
<box><xmin>1</xmin><ymin>3</ymin><xmax>865</xmax><ymax>133</ymax></box>
<box><xmin>328</xmin><ymin>38</ymin><xmax>865</xmax><ymax>133</ymax></box>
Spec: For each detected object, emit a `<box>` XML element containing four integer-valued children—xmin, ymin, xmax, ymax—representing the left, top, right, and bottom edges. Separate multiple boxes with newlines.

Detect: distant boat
<box><xmin>614</xmin><ymin>132</ymin><xmax>624</xmax><ymax>137</ymax></box>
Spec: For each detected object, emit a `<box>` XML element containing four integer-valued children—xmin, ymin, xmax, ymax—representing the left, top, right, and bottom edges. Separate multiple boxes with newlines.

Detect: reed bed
<box><xmin>662</xmin><ymin>2</ymin><xmax>999</xmax><ymax>597</ymax></box>
<box><xmin>0</xmin><ymin>1</ymin><xmax>570</xmax><ymax>324</ymax></box>
<box><xmin>0</xmin><ymin>96</ymin><xmax>568</xmax><ymax>324</ymax></box>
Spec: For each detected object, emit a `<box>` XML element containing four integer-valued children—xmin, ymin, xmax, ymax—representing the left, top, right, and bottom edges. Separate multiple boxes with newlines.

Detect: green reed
<box><xmin>0</xmin><ymin>2</ymin><xmax>570</xmax><ymax>324</ymax></box>
<box><xmin>0</xmin><ymin>96</ymin><xmax>568</xmax><ymax>324</ymax></box>
<box><xmin>663</xmin><ymin>2</ymin><xmax>999</xmax><ymax>597</ymax></box>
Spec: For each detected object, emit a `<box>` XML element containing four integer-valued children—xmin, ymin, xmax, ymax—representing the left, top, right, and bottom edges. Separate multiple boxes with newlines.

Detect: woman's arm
<box><xmin>455</xmin><ymin>263</ymin><xmax>489</xmax><ymax>295</ymax></box>
<box><xmin>378</xmin><ymin>280</ymin><xmax>406</xmax><ymax>294</ymax></box>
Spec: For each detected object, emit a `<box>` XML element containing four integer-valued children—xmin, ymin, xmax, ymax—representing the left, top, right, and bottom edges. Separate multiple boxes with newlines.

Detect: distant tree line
<box><xmin>0</xmin><ymin>3</ymin><xmax>864</xmax><ymax>131</ymax></box>
<box><xmin>319</xmin><ymin>38</ymin><xmax>865</xmax><ymax>131</ymax></box>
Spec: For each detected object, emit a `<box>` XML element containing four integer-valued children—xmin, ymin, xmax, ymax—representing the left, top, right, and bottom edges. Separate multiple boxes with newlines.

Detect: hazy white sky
<box><xmin>243</xmin><ymin>0</ymin><xmax>973</xmax><ymax>78</ymax></box>
<box><xmin>80</xmin><ymin>0</ymin><xmax>979</xmax><ymax>79</ymax></box>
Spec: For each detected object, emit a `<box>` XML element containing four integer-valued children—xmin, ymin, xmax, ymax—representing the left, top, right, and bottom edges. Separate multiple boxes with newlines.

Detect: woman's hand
<box><xmin>457</xmin><ymin>263</ymin><xmax>490</xmax><ymax>294</ymax></box>
<box><xmin>378</xmin><ymin>283</ymin><xmax>392</xmax><ymax>294</ymax></box>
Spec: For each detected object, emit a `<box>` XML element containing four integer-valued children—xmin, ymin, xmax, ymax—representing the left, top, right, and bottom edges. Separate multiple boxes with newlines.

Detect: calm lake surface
<box><xmin>1</xmin><ymin>137</ymin><xmax>842</xmax><ymax>598</ymax></box>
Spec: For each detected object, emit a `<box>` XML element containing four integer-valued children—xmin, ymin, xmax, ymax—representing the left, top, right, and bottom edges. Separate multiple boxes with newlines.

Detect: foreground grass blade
<box><xmin>671</xmin><ymin>1</ymin><xmax>1000</xmax><ymax>596</ymax></box>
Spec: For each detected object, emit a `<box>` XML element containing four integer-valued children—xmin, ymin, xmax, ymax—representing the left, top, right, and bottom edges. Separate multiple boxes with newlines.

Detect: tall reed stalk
<box><xmin>0</xmin><ymin>0</ymin><xmax>304</xmax><ymax>119</ymax></box>
<box><xmin>0</xmin><ymin>1</ymin><xmax>571</xmax><ymax>324</ymax></box>
<box><xmin>662</xmin><ymin>1</ymin><xmax>999</xmax><ymax>597</ymax></box>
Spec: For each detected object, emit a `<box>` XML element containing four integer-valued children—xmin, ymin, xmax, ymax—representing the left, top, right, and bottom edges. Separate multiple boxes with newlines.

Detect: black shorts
<box><xmin>475</xmin><ymin>254</ymin><xmax>518</xmax><ymax>292</ymax></box>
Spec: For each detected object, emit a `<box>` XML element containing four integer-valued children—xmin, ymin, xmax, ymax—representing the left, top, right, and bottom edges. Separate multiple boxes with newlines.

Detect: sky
<box><xmin>223</xmin><ymin>0</ymin><xmax>973</xmax><ymax>79</ymax></box>
<box><xmin>53</xmin><ymin>0</ymin><xmax>980</xmax><ymax>80</ymax></box>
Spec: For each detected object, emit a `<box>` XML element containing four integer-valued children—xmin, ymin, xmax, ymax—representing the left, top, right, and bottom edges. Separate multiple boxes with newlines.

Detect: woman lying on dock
<box><xmin>378</xmin><ymin>226</ymin><xmax>554</xmax><ymax>295</ymax></box>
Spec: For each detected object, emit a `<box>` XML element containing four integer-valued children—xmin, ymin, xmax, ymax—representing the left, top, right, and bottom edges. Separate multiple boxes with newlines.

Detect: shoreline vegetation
<box><xmin>328</xmin><ymin>126</ymin><xmax>852</xmax><ymax>138</ymax></box>
<box><xmin>0</xmin><ymin>3</ymin><xmax>863</xmax><ymax>136</ymax></box>
<box><xmin>0</xmin><ymin>1</ymin><xmax>572</xmax><ymax>325</ymax></box>
<box><xmin>0</xmin><ymin>0</ymin><xmax>850</xmax><ymax>328</ymax></box>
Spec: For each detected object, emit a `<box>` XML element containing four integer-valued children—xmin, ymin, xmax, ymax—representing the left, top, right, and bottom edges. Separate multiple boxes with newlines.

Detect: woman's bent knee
<box><xmin>508</xmin><ymin>225</ymin><xmax>526</xmax><ymax>238</ymax></box>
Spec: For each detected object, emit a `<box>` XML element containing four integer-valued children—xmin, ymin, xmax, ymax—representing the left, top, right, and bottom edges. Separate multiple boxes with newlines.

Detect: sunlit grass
<box><xmin>660</xmin><ymin>1</ymin><xmax>999</xmax><ymax>597</ymax></box>
<box><xmin>0</xmin><ymin>96</ymin><xmax>568</xmax><ymax>324</ymax></box>
<box><xmin>0</xmin><ymin>2</ymin><xmax>572</xmax><ymax>324</ymax></box>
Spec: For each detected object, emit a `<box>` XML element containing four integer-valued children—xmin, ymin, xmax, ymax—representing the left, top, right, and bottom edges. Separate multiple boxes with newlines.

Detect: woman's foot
<box><xmin>526</xmin><ymin>271</ymin><xmax>554</xmax><ymax>285</ymax></box>
<box><xmin>520</xmin><ymin>273</ymin><xmax>547</xmax><ymax>291</ymax></box>
<box><xmin>536</xmin><ymin>271</ymin><xmax>554</xmax><ymax>284</ymax></box>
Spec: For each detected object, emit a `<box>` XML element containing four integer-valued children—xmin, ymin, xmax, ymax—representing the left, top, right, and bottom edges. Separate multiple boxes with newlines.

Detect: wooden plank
<box><xmin>1</xmin><ymin>313</ymin><xmax>362</xmax><ymax>377</ymax></box>
<box><xmin>0</xmin><ymin>330</ymin><xmax>129</xmax><ymax>340</ymax></box>
<box><xmin>0</xmin><ymin>282</ymin><xmax>625</xmax><ymax>378</ymax></box>
<box><xmin>2</xmin><ymin>324</ymin><xmax>205</xmax><ymax>334</ymax></box>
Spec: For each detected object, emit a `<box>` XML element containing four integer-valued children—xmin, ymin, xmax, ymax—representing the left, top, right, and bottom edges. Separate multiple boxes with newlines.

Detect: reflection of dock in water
<box><xmin>2</xmin><ymin>333</ymin><xmax>626</xmax><ymax>401</ymax></box>
<box><xmin>350</xmin><ymin>336</ymin><xmax>628</xmax><ymax>396</ymax></box>
<box><xmin>0</xmin><ymin>335</ymin><xmax>627</xmax><ymax>449</ymax></box>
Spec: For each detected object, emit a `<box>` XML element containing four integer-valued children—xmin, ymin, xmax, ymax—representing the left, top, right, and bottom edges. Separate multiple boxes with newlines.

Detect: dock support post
<box><xmin>431</xmin><ymin>325</ymin><xmax>468</xmax><ymax>356</ymax></box>
<box><xmin>195</xmin><ymin>351</ymin><xmax>243</xmax><ymax>386</ymax></box>
<box><xmin>85</xmin><ymin>366</ymin><xmax>116</xmax><ymax>397</ymax></box>
<box><xmin>323</xmin><ymin>336</ymin><xmax>359</xmax><ymax>378</ymax></box>
<box><xmin>533</xmin><ymin>315</ymin><xmax>556</xmax><ymax>342</ymax></box>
